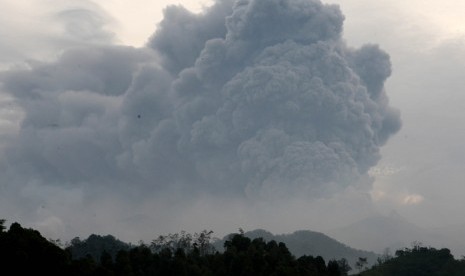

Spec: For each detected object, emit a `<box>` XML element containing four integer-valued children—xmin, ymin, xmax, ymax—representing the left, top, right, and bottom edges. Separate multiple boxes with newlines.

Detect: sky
<box><xmin>1</xmin><ymin>0</ymin><xmax>465</xmax><ymax>254</ymax></box>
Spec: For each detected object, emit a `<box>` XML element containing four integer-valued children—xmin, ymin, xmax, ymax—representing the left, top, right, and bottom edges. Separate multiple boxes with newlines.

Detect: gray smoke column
<box><xmin>0</xmin><ymin>0</ymin><xmax>400</xmax><ymax>202</ymax></box>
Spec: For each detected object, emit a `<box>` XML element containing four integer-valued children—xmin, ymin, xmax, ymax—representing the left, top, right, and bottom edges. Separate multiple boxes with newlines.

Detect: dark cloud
<box><xmin>1</xmin><ymin>46</ymin><xmax>153</xmax><ymax>187</ymax></box>
<box><xmin>148</xmin><ymin>0</ymin><xmax>235</xmax><ymax>74</ymax></box>
<box><xmin>0</xmin><ymin>0</ymin><xmax>400</xmax><ymax>239</ymax></box>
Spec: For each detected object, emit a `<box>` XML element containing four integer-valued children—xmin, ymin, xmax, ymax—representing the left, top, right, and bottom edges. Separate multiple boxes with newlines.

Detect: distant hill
<box><xmin>328</xmin><ymin>211</ymin><xmax>465</xmax><ymax>257</ymax></box>
<box><xmin>215</xmin><ymin>229</ymin><xmax>379</xmax><ymax>267</ymax></box>
<box><xmin>329</xmin><ymin>211</ymin><xmax>425</xmax><ymax>253</ymax></box>
<box><xmin>360</xmin><ymin>245</ymin><xmax>465</xmax><ymax>275</ymax></box>
<box><xmin>433</xmin><ymin>223</ymin><xmax>465</xmax><ymax>257</ymax></box>
<box><xmin>0</xmin><ymin>221</ymin><xmax>361</xmax><ymax>275</ymax></box>
<box><xmin>66</xmin><ymin>234</ymin><xmax>132</xmax><ymax>261</ymax></box>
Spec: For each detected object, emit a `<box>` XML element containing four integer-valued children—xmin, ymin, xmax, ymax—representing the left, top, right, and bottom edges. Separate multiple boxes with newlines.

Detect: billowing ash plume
<box><xmin>0</xmin><ymin>0</ymin><xmax>400</xmax><ymax>201</ymax></box>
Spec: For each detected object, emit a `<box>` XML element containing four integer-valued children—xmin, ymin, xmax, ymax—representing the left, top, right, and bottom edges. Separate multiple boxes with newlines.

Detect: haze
<box><xmin>1</xmin><ymin>0</ymin><xmax>464</xmax><ymax>257</ymax></box>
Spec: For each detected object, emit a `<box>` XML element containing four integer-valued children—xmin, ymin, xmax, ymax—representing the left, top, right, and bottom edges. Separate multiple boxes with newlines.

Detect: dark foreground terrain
<box><xmin>1</xmin><ymin>220</ymin><xmax>464</xmax><ymax>275</ymax></box>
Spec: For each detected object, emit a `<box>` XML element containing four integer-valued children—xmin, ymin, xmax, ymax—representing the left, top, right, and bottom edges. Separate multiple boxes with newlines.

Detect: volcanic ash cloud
<box><xmin>1</xmin><ymin>0</ymin><xmax>401</xmax><ymax>201</ymax></box>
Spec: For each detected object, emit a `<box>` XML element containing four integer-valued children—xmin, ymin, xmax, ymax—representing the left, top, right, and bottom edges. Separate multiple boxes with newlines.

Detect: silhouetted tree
<box><xmin>66</xmin><ymin>234</ymin><xmax>131</xmax><ymax>262</ymax></box>
<box><xmin>355</xmin><ymin>257</ymin><xmax>368</xmax><ymax>272</ymax></box>
<box><xmin>0</xmin><ymin>219</ymin><xmax>5</xmax><ymax>233</ymax></box>
<box><xmin>337</xmin><ymin>258</ymin><xmax>351</xmax><ymax>276</ymax></box>
<box><xmin>0</xmin><ymin>222</ymin><xmax>360</xmax><ymax>275</ymax></box>
<box><xmin>361</xmin><ymin>245</ymin><xmax>465</xmax><ymax>276</ymax></box>
<box><xmin>0</xmin><ymin>222</ymin><xmax>69</xmax><ymax>275</ymax></box>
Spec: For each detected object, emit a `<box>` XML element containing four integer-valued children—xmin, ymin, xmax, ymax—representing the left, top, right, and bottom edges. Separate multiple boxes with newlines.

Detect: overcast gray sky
<box><xmin>1</xmin><ymin>0</ymin><xmax>464</xmax><ymax>252</ymax></box>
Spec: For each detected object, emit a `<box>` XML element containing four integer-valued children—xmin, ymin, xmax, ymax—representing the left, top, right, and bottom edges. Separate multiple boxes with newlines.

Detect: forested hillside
<box><xmin>215</xmin><ymin>229</ymin><xmax>378</xmax><ymax>268</ymax></box>
<box><xmin>359</xmin><ymin>244</ymin><xmax>465</xmax><ymax>276</ymax></box>
<box><xmin>0</xmin><ymin>220</ymin><xmax>350</xmax><ymax>275</ymax></box>
<box><xmin>2</xmin><ymin>219</ymin><xmax>465</xmax><ymax>275</ymax></box>
<box><xmin>239</xmin><ymin>230</ymin><xmax>379</xmax><ymax>266</ymax></box>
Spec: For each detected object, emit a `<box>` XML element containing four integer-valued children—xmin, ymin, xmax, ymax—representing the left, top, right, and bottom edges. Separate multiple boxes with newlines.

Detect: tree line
<box><xmin>360</xmin><ymin>242</ymin><xmax>465</xmax><ymax>275</ymax></box>
<box><xmin>0</xmin><ymin>220</ymin><xmax>349</xmax><ymax>275</ymax></box>
<box><xmin>2</xmin><ymin>219</ymin><xmax>465</xmax><ymax>275</ymax></box>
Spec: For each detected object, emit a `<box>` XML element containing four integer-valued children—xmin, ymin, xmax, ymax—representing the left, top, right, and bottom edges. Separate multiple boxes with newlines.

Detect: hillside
<box><xmin>215</xmin><ymin>229</ymin><xmax>379</xmax><ymax>268</ymax></box>
<box><xmin>0</xmin><ymin>221</ymin><xmax>353</xmax><ymax>275</ymax></box>
<box><xmin>360</xmin><ymin>245</ymin><xmax>465</xmax><ymax>275</ymax></box>
<box><xmin>328</xmin><ymin>212</ymin><xmax>465</xmax><ymax>256</ymax></box>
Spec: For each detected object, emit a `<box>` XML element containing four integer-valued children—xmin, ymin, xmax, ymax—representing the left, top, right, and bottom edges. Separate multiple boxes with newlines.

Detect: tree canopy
<box><xmin>0</xmin><ymin>222</ymin><xmax>352</xmax><ymax>275</ymax></box>
<box><xmin>2</xmin><ymin>220</ymin><xmax>465</xmax><ymax>275</ymax></box>
<box><xmin>360</xmin><ymin>244</ymin><xmax>465</xmax><ymax>276</ymax></box>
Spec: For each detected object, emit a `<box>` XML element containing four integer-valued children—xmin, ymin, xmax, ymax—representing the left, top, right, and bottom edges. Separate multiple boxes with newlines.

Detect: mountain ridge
<box><xmin>215</xmin><ymin>228</ymin><xmax>379</xmax><ymax>267</ymax></box>
<box><xmin>328</xmin><ymin>212</ymin><xmax>465</xmax><ymax>257</ymax></box>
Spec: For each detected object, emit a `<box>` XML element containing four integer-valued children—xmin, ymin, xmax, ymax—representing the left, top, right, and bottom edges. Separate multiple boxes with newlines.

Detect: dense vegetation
<box><xmin>359</xmin><ymin>244</ymin><xmax>465</xmax><ymax>275</ymax></box>
<box><xmin>216</xmin><ymin>229</ymin><xmax>378</xmax><ymax>267</ymax></box>
<box><xmin>2</xmin><ymin>219</ymin><xmax>465</xmax><ymax>275</ymax></box>
<box><xmin>0</xmin><ymin>220</ymin><xmax>69</xmax><ymax>275</ymax></box>
<box><xmin>67</xmin><ymin>234</ymin><xmax>131</xmax><ymax>261</ymax></box>
<box><xmin>0</xmin><ymin>220</ymin><xmax>349</xmax><ymax>275</ymax></box>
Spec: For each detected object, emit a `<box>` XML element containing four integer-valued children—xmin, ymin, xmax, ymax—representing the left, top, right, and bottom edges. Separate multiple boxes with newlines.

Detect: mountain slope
<box><xmin>215</xmin><ymin>229</ymin><xmax>379</xmax><ymax>267</ymax></box>
<box><xmin>328</xmin><ymin>211</ymin><xmax>465</xmax><ymax>257</ymax></box>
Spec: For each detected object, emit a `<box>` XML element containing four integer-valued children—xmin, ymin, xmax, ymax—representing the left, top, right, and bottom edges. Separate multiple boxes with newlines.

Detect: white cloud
<box><xmin>402</xmin><ymin>194</ymin><xmax>424</xmax><ymax>206</ymax></box>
